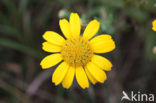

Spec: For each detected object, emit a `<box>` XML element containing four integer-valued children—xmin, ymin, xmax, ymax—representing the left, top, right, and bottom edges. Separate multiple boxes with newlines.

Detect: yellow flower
<box><xmin>152</xmin><ymin>20</ymin><xmax>156</xmax><ymax>31</ymax></box>
<box><xmin>40</xmin><ymin>13</ymin><xmax>115</xmax><ymax>89</ymax></box>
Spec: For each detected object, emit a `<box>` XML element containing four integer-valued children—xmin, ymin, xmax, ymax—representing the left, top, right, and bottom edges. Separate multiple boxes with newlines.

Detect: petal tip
<box><xmin>81</xmin><ymin>85</ymin><xmax>89</xmax><ymax>89</ymax></box>
<box><xmin>71</xmin><ymin>12</ymin><xmax>78</xmax><ymax>15</ymax></box>
<box><xmin>63</xmin><ymin>86</ymin><xmax>70</xmax><ymax>89</ymax></box>
<box><xmin>94</xmin><ymin>19</ymin><xmax>100</xmax><ymax>24</ymax></box>
<box><xmin>59</xmin><ymin>18</ymin><xmax>66</xmax><ymax>23</ymax></box>
<box><xmin>40</xmin><ymin>65</ymin><xmax>48</xmax><ymax>69</ymax></box>
<box><xmin>42</xmin><ymin>31</ymin><xmax>51</xmax><ymax>39</ymax></box>
<box><xmin>52</xmin><ymin>79</ymin><xmax>57</xmax><ymax>86</ymax></box>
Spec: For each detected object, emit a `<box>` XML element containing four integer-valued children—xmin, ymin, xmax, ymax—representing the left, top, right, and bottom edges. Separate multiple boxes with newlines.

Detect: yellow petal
<box><xmin>76</xmin><ymin>66</ymin><xmax>89</xmax><ymax>89</ymax></box>
<box><xmin>83</xmin><ymin>20</ymin><xmax>100</xmax><ymax>40</ymax></box>
<box><xmin>62</xmin><ymin>66</ymin><xmax>75</xmax><ymax>89</ymax></box>
<box><xmin>52</xmin><ymin>62</ymin><xmax>69</xmax><ymax>85</ymax></box>
<box><xmin>91</xmin><ymin>55</ymin><xmax>112</xmax><ymax>71</ymax></box>
<box><xmin>70</xmin><ymin>13</ymin><xmax>81</xmax><ymax>38</ymax></box>
<box><xmin>86</xmin><ymin>62</ymin><xmax>107</xmax><ymax>83</ymax></box>
<box><xmin>152</xmin><ymin>20</ymin><xmax>156</xmax><ymax>27</ymax></box>
<box><xmin>85</xmin><ymin>66</ymin><xmax>97</xmax><ymax>85</ymax></box>
<box><xmin>90</xmin><ymin>34</ymin><xmax>115</xmax><ymax>53</ymax></box>
<box><xmin>59</xmin><ymin>19</ymin><xmax>71</xmax><ymax>39</ymax></box>
<box><xmin>42</xmin><ymin>42</ymin><xmax>61</xmax><ymax>53</ymax></box>
<box><xmin>152</xmin><ymin>26</ymin><xmax>156</xmax><ymax>31</ymax></box>
<box><xmin>43</xmin><ymin>31</ymin><xmax>65</xmax><ymax>46</ymax></box>
<box><xmin>40</xmin><ymin>53</ymin><xmax>62</xmax><ymax>69</ymax></box>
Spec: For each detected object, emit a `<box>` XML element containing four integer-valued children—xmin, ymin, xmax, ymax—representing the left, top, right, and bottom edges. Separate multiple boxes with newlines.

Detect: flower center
<box><xmin>61</xmin><ymin>37</ymin><xmax>93</xmax><ymax>67</ymax></box>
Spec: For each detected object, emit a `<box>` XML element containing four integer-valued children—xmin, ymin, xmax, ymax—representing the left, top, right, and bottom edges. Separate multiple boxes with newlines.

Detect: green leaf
<box><xmin>0</xmin><ymin>38</ymin><xmax>42</xmax><ymax>59</ymax></box>
<box><xmin>19</xmin><ymin>0</ymin><xmax>29</xmax><ymax>13</ymax></box>
<box><xmin>1</xmin><ymin>0</ymin><xmax>19</xmax><ymax>18</ymax></box>
<box><xmin>126</xmin><ymin>8</ymin><xmax>149</xmax><ymax>23</ymax></box>
<box><xmin>0</xmin><ymin>25</ymin><xmax>21</xmax><ymax>37</ymax></box>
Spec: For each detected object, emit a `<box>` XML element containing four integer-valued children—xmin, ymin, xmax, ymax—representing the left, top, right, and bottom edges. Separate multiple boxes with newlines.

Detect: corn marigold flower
<box><xmin>152</xmin><ymin>20</ymin><xmax>156</xmax><ymax>31</ymax></box>
<box><xmin>40</xmin><ymin>13</ymin><xmax>116</xmax><ymax>89</ymax></box>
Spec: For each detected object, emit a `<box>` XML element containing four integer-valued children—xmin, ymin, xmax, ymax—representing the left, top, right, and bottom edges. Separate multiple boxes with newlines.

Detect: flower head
<box><xmin>152</xmin><ymin>20</ymin><xmax>156</xmax><ymax>31</ymax></box>
<box><xmin>40</xmin><ymin>13</ymin><xmax>116</xmax><ymax>89</ymax></box>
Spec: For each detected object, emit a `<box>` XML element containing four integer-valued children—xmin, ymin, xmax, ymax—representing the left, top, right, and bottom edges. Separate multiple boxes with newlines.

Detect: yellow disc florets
<box><xmin>61</xmin><ymin>37</ymin><xmax>93</xmax><ymax>67</ymax></box>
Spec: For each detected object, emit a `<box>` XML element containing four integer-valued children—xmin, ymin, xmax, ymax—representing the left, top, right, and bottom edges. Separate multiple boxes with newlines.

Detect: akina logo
<box><xmin>121</xmin><ymin>91</ymin><xmax>155</xmax><ymax>102</ymax></box>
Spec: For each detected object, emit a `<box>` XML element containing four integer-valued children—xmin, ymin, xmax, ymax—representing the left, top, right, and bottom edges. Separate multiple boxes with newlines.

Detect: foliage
<box><xmin>0</xmin><ymin>0</ymin><xmax>156</xmax><ymax>103</ymax></box>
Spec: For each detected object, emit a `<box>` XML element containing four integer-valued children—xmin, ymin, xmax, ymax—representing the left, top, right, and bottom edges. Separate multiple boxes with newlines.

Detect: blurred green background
<box><xmin>0</xmin><ymin>0</ymin><xmax>156</xmax><ymax>103</ymax></box>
